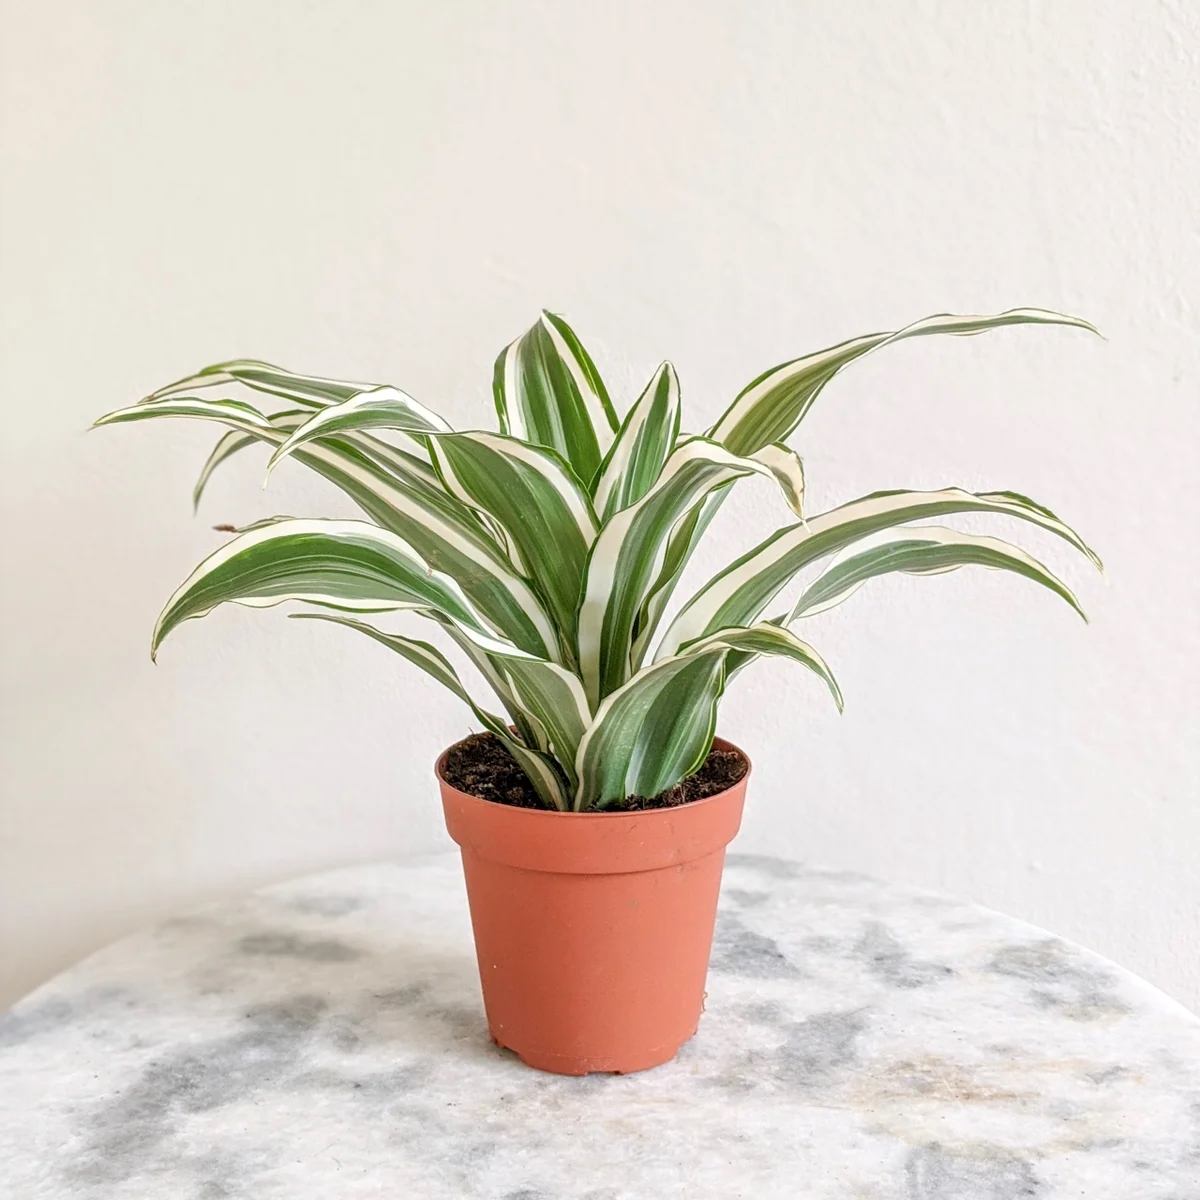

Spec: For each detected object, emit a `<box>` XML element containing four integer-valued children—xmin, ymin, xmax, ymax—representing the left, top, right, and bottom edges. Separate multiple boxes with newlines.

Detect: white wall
<box><xmin>2</xmin><ymin>0</ymin><xmax>1197</xmax><ymax>1012</ymax></box>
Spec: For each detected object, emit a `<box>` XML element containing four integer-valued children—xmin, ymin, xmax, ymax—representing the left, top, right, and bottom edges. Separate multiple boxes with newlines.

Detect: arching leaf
<box><xmin>709</xmin><ymin>308</ymin><xmax>1099</xmax><ymax>456</ymax></box>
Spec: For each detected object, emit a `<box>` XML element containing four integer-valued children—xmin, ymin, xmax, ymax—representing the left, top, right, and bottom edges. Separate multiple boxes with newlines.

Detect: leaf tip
<box><xmin>262</xmin><ymin>441</ymin><xmax>293</xmax><ymax>485</ymax></box>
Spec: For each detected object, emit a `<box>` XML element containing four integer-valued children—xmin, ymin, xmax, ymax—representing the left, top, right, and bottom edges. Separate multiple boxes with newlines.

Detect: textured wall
<box><xmin>2</xmin><ymin>0</ymin><xmax>1197</xmax><ymax>1011</ymax></box>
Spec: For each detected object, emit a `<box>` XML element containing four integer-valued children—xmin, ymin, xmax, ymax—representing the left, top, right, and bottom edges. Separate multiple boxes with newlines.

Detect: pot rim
<box><xmin>435</xmin><ymin>733</ymin><xmax>752</xmax><ymax>819</ymax></box>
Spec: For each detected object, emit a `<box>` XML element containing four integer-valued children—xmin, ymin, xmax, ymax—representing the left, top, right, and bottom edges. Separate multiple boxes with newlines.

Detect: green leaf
<box><xmin>145</xmin><ymin>359</ymin><xmax>377</xmax><ymax>409</ymax></box>
<box><xmin>430</xmin><ymin>432</ymin><xmax>597</xmax><ymax>654</ymax></box>
<box><xmin>577</xmin><ymin>437</ymin><xmax>784</xmax><ymax>707</ymax></box>
<box><xmin>192</xmin><ymin>408</ymin><xmax>320</xmax><ymax>510</ymax></box>
<box><xmin>412</xmin><ymin>614</ymin><xmax>592</xmax><ymax>787</ymax></box>
<box><xmin>574</xmin><ymin>654</ymin><xmax>725</xmax><ymax>810</ymax></box>
<box><xmin>151</xmin><ymin>518</ymin><xmax>488</xmax><ymax>658</ymax></box>
<box><xmin>103</xmin><ymin>311</ymin><xmax>1103</xmax><ymax>812</ymax></box>
<box><xmin>574</xmin><ymin>622</ymin><xmax>840</xmax><ymax>810</ymax></box>
<box><xmin>315</xmin><ymin>445</ymin><xmax>558</xmax><ymax>658</ymax></box>
<box><xmin>750</xmin><ymin>443</ymin><xmax>806</xmax><ymax>518</ymax></box>
<box><xmin>290</xmin><ymin>613</ymin><xmax>570</xmax><ymax>810</ymax></box>
<box><xmin>264</xmin><ymin>385</ymin><xmax>451</xmax><ymax>477</ymax></box>
<box><xmin>258</xmin><ymin>381</ymin><xmax>599</xmax><ymax>654</ymax></box>
<box><xmin>659</xmin><ymin>487</ymin><xmax>1101</xmax><ymax>659</ymax></box>
<box><xmin>419</xmin><ymin>610</ymin><xmax>541</xmax><ymax>744</ymax></box>
<box><xmin>95</xmin><ymin>396</ymin><xmax>559</xmax><ymax>659</ymax></box>
<box><xmin>709</xmin><ymin>308</ymin><xmax>1100</xmax><ymax>456</ymax></box>
<box><xmin>623</xmin><ymin>448</ymin><xmax>800</xmax><ymax>671</ymax></box>
<box><xmin>592</xmin><ymin>361</ymin><xmax>681</xmax><ymax>520</ymax></box>
<box><xmin>493</xmin><ymin>311</ymin><xmax>618</xmax><ymax>487</ymax></box>
<box><xmin>627</xmin><ymin>483</ymin><xmax>730</xmax><ymax>672</ymax></box>
<box><xmin>96</xmin><ymin>396</ymin><xmax>276</xmax><ymax>430</ymax></box>
<box><xmin>790</xmin><ymin>526</ymin><xmax>1086</xmax><ymax>621</ymax></box>
<box><xmin>193</xmin><ymin>430</ymin><xmax>265</xmax><ymax>512</ymax></box>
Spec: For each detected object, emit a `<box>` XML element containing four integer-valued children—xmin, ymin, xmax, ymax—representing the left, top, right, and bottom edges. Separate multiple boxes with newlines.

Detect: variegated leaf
<box><xmin>789</xmin><ymin>526</ymin><xmax>1085</xmax><ymax>621</ymax></box>
<box><xmin>290</xmin><ymin>613</ymin><xmax>569</xmax><ymax>810</ymax></box>
<box><xmin>750</xmin><ymin>443</ymin><xmax>806</xmax><ymax>518</ymax></box>
<box><xmin>193</xmin><ymin>429</ymin><xmax>264</xmax><ymax>512</ymax></box>
<box><xmin>574</xmin><ymin>622</ymin><xmax>840</xmax><ymax>810</ymax></box>
<box><xmin>145</xmin><ymin>359</ymin><xmax>376</xmax><ymax>409</ymax></box>
<box><xmin>151</xmin><ymin>518</ymin><xmax>487</xmax><ymax>658</ymax></box>
<box><xmin>429</xmin><ymin>433</ymin><xmax>597</xmax><ymax>654</ymax></box>
<box><xmin>99</xmin><ymin>395</ymin><xmax>276</xmax><ymax>430</ymax></box>
<box><xmin>624</xmin><ymin>447</ymin><xmax>800</xmax><ymax>670</ymax></box>
<box><xmin>212</xmin><ymin>514</ymin><xmax>298</xmax><ymax>534</ymax></box>
<box><xmin>627</xmin><ymin>484</ymin><xmax>730</xmax><ymax>672</ymax></box>
<box><xmin>264</xmin><ymin>385</ymin><xmax>451</xmax><ymax>477</ymax></box>
<box><xmin>95</xmin><ymin>397</ymin><xmax>559</xmax><ymax>658</ymax></box>
<box><xmin>577</xmin><ymin>438</ymin><xmax>784</xmax><ymax>707</ymax></box>
<box><xmin>658</xmin><ymin>487</ymin><xmax>1101</xmax><ymax>659</ymax></box>
<box><xmin>493</xmin><ymin>311</ymin><xmax>618</xmax><ymax>487</ymax></box>
<box><xmin>268</xmin><ymin>381</ymin><xmax>602</xmax><ymax>651</ymax></box>
<box><xmin>592</xmin><ymin>361</ymin><xmax>681</xmax><ymax>520</ymax></box>
<box><xmin>709</xmin><ymin>308</ymin><xmax>1099</xmax><ymax>456</ymax></box>
<box><xmin>413</xmin><ymin>615</ymin><xmax>592</xmax><ymax>785</ymax></box>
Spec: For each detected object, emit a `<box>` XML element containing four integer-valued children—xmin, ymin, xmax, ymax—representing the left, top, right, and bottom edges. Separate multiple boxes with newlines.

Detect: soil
<box><xmin>440</xmin><ymin>732</ymin><xmax>748</xmax><ymax>811</ymax></box>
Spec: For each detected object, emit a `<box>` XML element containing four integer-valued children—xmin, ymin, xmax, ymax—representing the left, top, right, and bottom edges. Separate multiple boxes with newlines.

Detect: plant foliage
<box><xmin>96</xmin><ymin>309</ymin><xmax>1100</xmax><ymax>810</ymax></box>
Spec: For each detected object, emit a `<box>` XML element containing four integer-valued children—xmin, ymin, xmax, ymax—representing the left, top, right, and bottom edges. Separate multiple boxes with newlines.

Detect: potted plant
<box><xmin>95</xmin><ymin>307</ymin><xmax>1100</xmax><ymax>1075</ymax></box>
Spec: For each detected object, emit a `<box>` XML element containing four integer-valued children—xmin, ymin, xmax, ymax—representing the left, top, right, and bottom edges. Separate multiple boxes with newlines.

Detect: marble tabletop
<box><xmin>2</xmin><ymin>853</ymin><xmax>1198</xmax><ymax>1199</ymax></box>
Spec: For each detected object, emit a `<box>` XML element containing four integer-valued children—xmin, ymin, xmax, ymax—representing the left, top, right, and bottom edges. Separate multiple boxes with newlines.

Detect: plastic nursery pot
<box><xmin>438</xmin><ymin>736</ymin><xmax>749</xmax><ymax>1076</ymax></box>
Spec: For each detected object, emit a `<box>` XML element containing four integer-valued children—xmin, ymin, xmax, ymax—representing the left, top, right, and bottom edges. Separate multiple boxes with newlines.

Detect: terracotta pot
<box><xmin>438</xmin><ymin>736</ymin><xmax>749</xmax><ymax>1076</ymax></box>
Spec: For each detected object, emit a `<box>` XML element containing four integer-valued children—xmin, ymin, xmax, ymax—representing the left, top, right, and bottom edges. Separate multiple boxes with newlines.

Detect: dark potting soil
<box><xmin>441</xmin><ymin>732</ymin><xmax>748</xmax><ymax>811</ymax></box>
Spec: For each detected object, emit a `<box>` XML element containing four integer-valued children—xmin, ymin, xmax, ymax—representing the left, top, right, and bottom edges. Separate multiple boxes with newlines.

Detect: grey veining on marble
<box><xmin>2</xmin><ymin>854</ymin><xmax>1199</xmax><ymax>1199</ymax></box>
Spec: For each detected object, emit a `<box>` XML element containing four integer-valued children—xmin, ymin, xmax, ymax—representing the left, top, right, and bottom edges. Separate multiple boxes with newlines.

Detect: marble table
<box><xmin>2</xmin><ymin>854</ymin><xmax>1198</xmax><ymax>1198</ymax></box>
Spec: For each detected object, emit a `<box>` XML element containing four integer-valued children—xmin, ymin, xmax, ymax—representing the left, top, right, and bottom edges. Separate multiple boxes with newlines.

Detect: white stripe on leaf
<box><xmin>291</xmin><ymin>612</ymin><xmax>570</xmax><ymax>811</ymax></box>
<box><xmin>413</xmin><ymin>611</ymin><xmax>592</xmax><ymax>779</ymax></box>
<box><xmin>144</xmin><ymin>359</ymin><xmax>377</xmax><ymax>409</ymax></box>
<box><xmin>492</xmin><ymin>312</ymin><xmax>617</xmax><ymax>488</ymax></box>
<box><xmin>264</xmin><ymin>386</ymin><xmax>451</xmax><ymax>478</ymax></box>
<box><xmin>789</xmin><ymin>526</ymin><xmax>1085</xmax><ymax>621</ymax></box>
<box><xmin>709</xmin><ymin>308</ymin><xmax>1099</xmax><ymax>456</ymax></box>
<box><xmin>573</xmin><ymin>622</ymin><xmax>840</xmax><ymax>810</ymax></box>
<box><xmin>592</xmin><ymin>361</ymin><xmax>681</xmax><ymax>520</ymax></box>
<box><xmin>151</xmin><ymin>518</ymin><xmax>488</xmax><ymax>658</ymax></box>
<box><xmin>96</xmin><ymin>395</ymin><xmax>559</xmax><ymax>658</ymax></box>
<box><xmin>540</xmin><ymin>311</ymin><xmax>619</xmax><ymax>439</ymax></box>
<box><xmin>658</xmin><ymin>487</ymin><xmax>1100</xmax><ymax>659</ymax></box>
<box><xmin>430</xmin><ymin>432</ymin><xmax>597</xmax><ymax>651</ymax></box>
<box><xmin>577</xmin><ymin>437</ymin><xmax>797</xmax><ymax>707</ymax></box>
<box><xmin>749</xmin><ymin>443</ymin><xmax>806</xmax><ymax>518</ymax></box>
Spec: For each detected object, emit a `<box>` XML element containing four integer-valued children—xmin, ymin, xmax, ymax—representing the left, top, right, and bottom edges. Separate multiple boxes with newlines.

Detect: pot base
<box><xmin>490</xmin><ymin>1029</ymin><xmax>697</xmax><ymax>1076</ymax></box>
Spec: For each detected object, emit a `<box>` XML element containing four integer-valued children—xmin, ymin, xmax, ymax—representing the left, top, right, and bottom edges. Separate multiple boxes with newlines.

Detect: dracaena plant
<box><xmin>95</xmin><ymin>309</ymin><xmax>1101</xmax><ymax>811</ymax></box>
